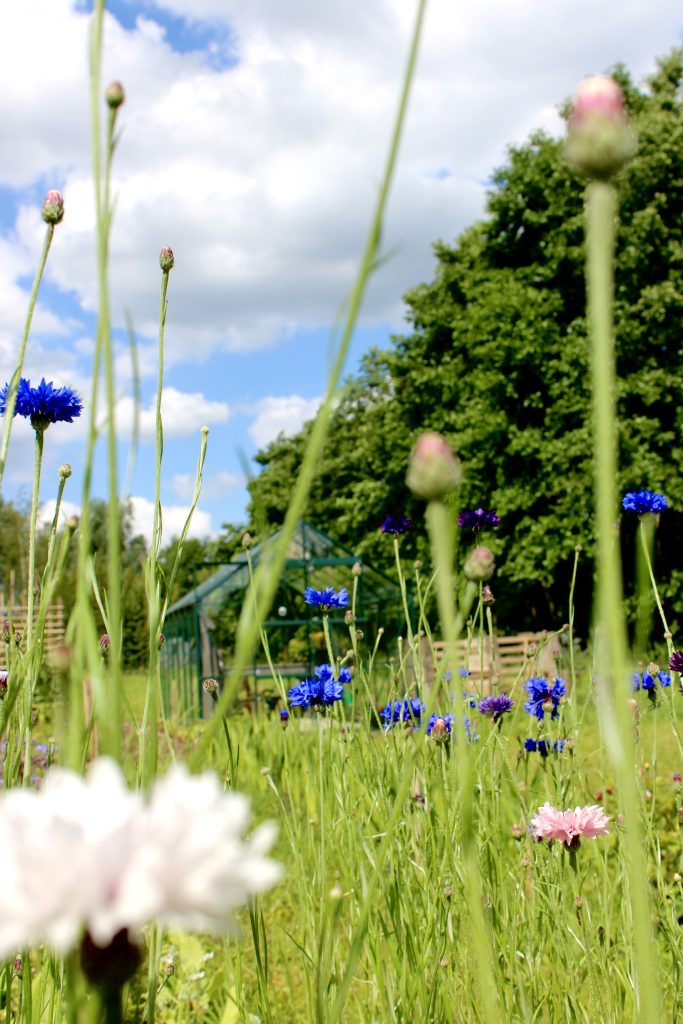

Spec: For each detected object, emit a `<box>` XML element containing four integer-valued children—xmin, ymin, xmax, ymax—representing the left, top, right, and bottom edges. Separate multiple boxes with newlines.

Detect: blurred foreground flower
<box><xmin>0</xmin><ymin>759</ymin><xmax>281</xmax><ymax>958</ymax></box>
<box><xmin>0</xmin><ymin>377</ymin><xmax>82</xmax><ymax>431</ymax></box>
<box><xmin>531</xmin><ymin>802</ymin><xmax>609</xmax><ymax>848</ymax></box>
<box><xmin>621</xmin><ymin>490</ymin><xmax>668</xmax><ymax>515</ymax></box>
<box><xmin>566</xmin><ymin>75</ymin><xmax>636</xmax><ymax>179</ymax></box>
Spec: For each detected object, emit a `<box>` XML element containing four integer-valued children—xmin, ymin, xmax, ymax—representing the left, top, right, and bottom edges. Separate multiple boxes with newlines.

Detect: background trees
<box><xmin>247</xmin><ymin>52</ymin><xmax>683</xmax><ymax>641</ymax></box>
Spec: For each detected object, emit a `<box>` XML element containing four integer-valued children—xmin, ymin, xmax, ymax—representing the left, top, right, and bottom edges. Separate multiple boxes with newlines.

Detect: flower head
<box><xmin>457</xmin><ymin>508</ymin><xmax>500</xmax><ymax>532</ymax></box>
<box><xmin>406</xmin><ymin>432</ymin><xmax>462</xmax><ymax>501</ymax></box>
<box><xmin>303</xmin><ymin>586</ymin><xmax>348</xmax><ymax>612</ymax></box>
<box><xmin>314</xmin><ymin>663</ymin><xmax>352</xmax><ymax>686</ymax></box>
<box><xmin>380</xmin><ymin>516</ymin><xmax>411</xmax><ymax>536</ymax></box>
<box><xmin>523</xmin><ymin>738</ymin><xmax>565</xmax><ymax>756</ymax></box>
<box><xmin>288</xmin><ymin>674</ymin><xmax>343</xmax><ymax>710</ymax></box>
<box><xmin>566</xmin><ymin>75</ymin><xmax>636</xmax><ymax>179</ymax></box>
<box><xmin>381</xmin><ymin>698</ymin><xmax>425</xmax><ymax>729</ymax></box>
<box><xmin>0</xmin><ymin>758</ymin><xmax>281</xmax><ymax>958</ymax></box>
<box><xmin>622</xmin><ymin>490</ymin><xmax>668</xmax><ymax>515</ymax></box>
<box><xmin>478</xmin><ymin>694</ymin><xmax>514</xmax><ymax>721</ymax></box>
<box><xmin>669</xmin><ymin>651</ymin><xmax>683</xmax><ymax>674</ymax></box>
<box><xmin>0</xmin><ymin>378</ymin><xmax>82</xmax><ymax>431</ymax></box>
<box><xmin>632</xmin><ymin>666</ymin><xmax>671</xmax><ymax>691</ymax></box>
<box><xmin>531</xmin><ymin>802</ymin><xmax>609</xmax><ymax>848</ymax></box>
<box><xmin>523</xmin><ymin>676</ymin><xmax>566</xmax><ymax>720</ymax></box>
<box><xmin>42</xmin><ymin>190</ymin><xmax>64</xmax><ymax>225</ymax></box>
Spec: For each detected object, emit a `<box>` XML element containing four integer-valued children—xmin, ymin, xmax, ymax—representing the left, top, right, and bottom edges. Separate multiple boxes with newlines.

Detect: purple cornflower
<box><xmin>669</xmin><ymin>651</ymin><xmax>683</xmax><ymax>673</ymax></box>
<box><xmin>621</xmin><ymin>490</ymin><xmax>668</xmax><ymax>515</ymax></box>
<box><xmin>478</xmin><ymin>694</ymin><xmax>514</xmax><ymax>721</ymax></box>
<box><xmin>380</xmin><ymin>516</ymin><xmax>411</xmax><ymax>536</ymax></box>
<box><xmin>457</xmin><ymin>507</ymin><xmax>500</xmax><ymax>532</ymax></box>
<box><xmin>523</xmin><ymin>676</ymin><xmax>566</xmax><ymax>721</ymax></box>
<box><xmin>303</xmin><ymin>586</ymin><xmax>349</xmax><ymax>611</ymax></box>
<box><xmin>0</xmin><ymin>377</ymin><xmax>82</xmax><ymax>431</ymax></box>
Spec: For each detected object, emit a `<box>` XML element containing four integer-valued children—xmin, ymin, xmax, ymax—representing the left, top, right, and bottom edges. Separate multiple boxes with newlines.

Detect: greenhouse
<box><xmin>161</xmin><ymin>520</ymin><xmax>408</xmax><ymax>716</ymax></box>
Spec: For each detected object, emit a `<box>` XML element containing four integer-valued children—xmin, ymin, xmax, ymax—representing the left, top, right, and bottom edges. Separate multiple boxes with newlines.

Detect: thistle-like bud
<box><xmin>430</xmin><ymin>717</ymin><xmax>450</xmax><ymax>743</ymax></box>
<box><xmin>42</xmin><ymin>190</ymin><xmax>64</xmax><ymax>225</ymax></box>
<box><xmin>566</xmin><ymin>75</ymin><xmax>636</xmax><ymax>179</ymax></box>
<box><xmin>105</xmin><ymin>80</ymin><xmax>125</xmax><ymax>109</ymax></box>
<box><xmin>98</xmin><ymin>634</ymin><xmax>110</xmax><ymax>655</ymax></box>
<box><xmin>158</xmin><ymin>632</ymin><xmax>165</xmax><ymax>649</ymax></box>
<box><xmin>344</xmin><ymin>610</ymin><xmax>355</xmax><ymax>626</ymax></box>
<box><xmin>242</xmin><ymin>532</ymin><xmax>253</xmax><ymax>549</ymax></box>
<box><xmin>406</xmin><ymin>432</ymin><xmax>462</xmax><ymax>501</ymax></box>
<box><xmin>482</xmin><ymin>584</ymin><xmax>495</xmax><ymax>605</ymax></box>
<box><xmin>351</xmin><ymin>561</ymin><xmax>362</xmax><ymax>577</ymax></box>
<box><xmin>59</xmin><ymin>463</ymin><xmax>72</xmax><ymax>479</ymax></box>
<box><xmin>463</xmin><ymin>546</ymin><xmax>495</xmax><ymax>581</ymax></box>
<box><xmin>203</xmin><ymin>677</ymin><xmax>219</xmax><ymax>697</ymax></box>
<box><xmin>159</xmin><ymin>246</ymin><xmax>175</xmax><ymax>272</ymax></box>
<box><xmin>0</xmin><ymin>671</ymin><xmax>7</xmax><ymax>697</ymax></box>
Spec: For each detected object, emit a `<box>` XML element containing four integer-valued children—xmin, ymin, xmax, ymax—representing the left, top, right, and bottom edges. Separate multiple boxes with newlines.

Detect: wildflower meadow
<box><xmin>0</xmin><ymin>4</ymin><xmax>682</xmax><ymax>1023</ymax></box>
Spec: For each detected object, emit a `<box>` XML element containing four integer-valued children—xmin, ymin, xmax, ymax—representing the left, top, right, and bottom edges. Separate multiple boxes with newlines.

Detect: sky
<box><xmin>0</xmin><ymin>0</ymin><xmax>681</xmax><ymax>545</ymax></box>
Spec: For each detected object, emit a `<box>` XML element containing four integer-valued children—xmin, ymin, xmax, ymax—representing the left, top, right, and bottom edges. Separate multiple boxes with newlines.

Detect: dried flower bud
<box><xmin>58</xmin><ymin>463</ymin><xmax>72</xmax><ymax>480</ymax></box>
<box><xmin>159</xmin><ymin>246</ymin><xmax>175</xmax><ymax>272</ymax></box>
<box><xmin>30</xmin><ymin>707</ymin><xmax>39</xmax><ymax>727</ymax></box>
<box><xmin>463</xmin><ymin>546</ymin><xmax>495</xmax><ymax>582</ymax></box>
<box><xmin>566</xmin><ymin>75</ymin><xmax>636</xmax><ymax>179</ymax></box>
<box><xmin>354</xmin><ymin>628</ymin><xmax>364</xmax><ymax>640</ymax></box>
<box><xmin>158</xmin><ymin>632</ymin><xmax>165</xmax><ymax>649</ymax></box>
<box><xmin>104</xmin><ymin>80</ymin><xmax>125</xmax><ymax>109</ymax></box>
<box><xmin>482</xmin><ymin>584</ymin><xmax>495</xmax><ymax>605</ymax></box>
<box><xmin>13</xmin><ymin>956</ymin><xmax>22</xmax><ymax>977</ymax></box>
<box><xmin>164</xmin><ymin>962</ymin><xmax>176</xmax><ymax>977</ymax></box>
<box><xmin>242</xmin><ymin>532</ymin><xmax>253</xmax><ymax>549</ymax></box>
<box><xmin>406</xmin><ymin>432</ymin><xmax>462</xmax><ymax>501</ymax></box>
<box><xmin>42</xmin><ymin>190</ymin><xmax>64</xmax><ymax>225</ymax></box>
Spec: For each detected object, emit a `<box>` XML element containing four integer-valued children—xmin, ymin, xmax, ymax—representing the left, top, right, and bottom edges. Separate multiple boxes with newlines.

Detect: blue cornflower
<box><xmin>457</xmin><ymin>507</ymin><xmax>500</xmax><ymax>532</ymax></box>
<box><xmin>303</xmin><ymin>586</ymin><xmax>349</xmax><ymax>611</ymax></box>
<box><xmin>462</xmin><ymin>690</ymin><xmax>478</xmax><ymax>708</ymax></box>
<box><xmin>381</xmin><ymin>698</ymin><xmax>425</xmax><ymax>729</ymax></box>
<box><xmin>622</xmin><ymin>490</ymin><xmax>668</xmax><ymax>515</ymax></box>
<box><xmin>478</xmin><ymin>694</ymin><xmax>514</xmax><ymax>721</ymax></box>
<box><xmin>632</xmin><ymin>667</ymin><xmax>671</xmax><ymax>691</ymax></box>
<box><xmin>523</xmin><ymin>676</ymin><xmax>566</xmax><ymax>720</ymax></box>
<box><xmin>523</xmin><ymin>738</ymin><xmax>565</xmax><ymax>755</ymax></box>
<box><xmin>380</xmin><ymin>516</ymin><xmax>411</xmax><ymax>535</ymax></box>
<box><xmin>314</xmin><ymin>663</ymin><xmax>352</xmax><ymax>686</ymax></box>
<box><xmin>0</xmin><ymin>377</ymin><xmax>82</xmax><ymax>431</ymax></box>
<box><xmin>279</xmin><ymin>708</ymin><xmax>289</xmax><ymax>726</ymax></box>
<box><xmin>287</xmin><ymin>675</ymin><xmax>343</xmax><ymax>710</ymax></box>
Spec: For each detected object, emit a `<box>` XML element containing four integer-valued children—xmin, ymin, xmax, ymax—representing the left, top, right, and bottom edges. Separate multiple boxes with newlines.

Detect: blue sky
<box><xmin>1</xmin><ymin>0</ymin><xmax>681</xmax><ymax>544</ymax></box>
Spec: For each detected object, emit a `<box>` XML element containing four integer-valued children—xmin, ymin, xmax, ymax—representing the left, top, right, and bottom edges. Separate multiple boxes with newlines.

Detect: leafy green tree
<box><xmin>248</xmin><ymin>52</ymin><xmax>683</xmax><ymax>640</ymax></box>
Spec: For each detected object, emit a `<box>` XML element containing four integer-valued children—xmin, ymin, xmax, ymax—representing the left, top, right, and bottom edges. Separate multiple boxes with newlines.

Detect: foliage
<box><xmin>247</xmin><ymin>51</ymin><xmax>683</xmax><ymax>638</ymax></box>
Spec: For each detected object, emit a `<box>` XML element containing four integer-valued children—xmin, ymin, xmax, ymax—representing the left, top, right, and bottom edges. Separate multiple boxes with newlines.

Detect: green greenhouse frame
<box><xmin>161</xmin><ymin>520</ymin><xmax>410</xmax><ymax>717</ymax></box>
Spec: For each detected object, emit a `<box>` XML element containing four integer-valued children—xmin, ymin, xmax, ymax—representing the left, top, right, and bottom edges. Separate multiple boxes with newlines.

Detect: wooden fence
<box><xmin>0</xmin><ymin>600</ymin><xmax>66</xmax><ymax>669</ymax></box>
<box><xmin>421</xmin><ymin>630</ymin><xmax>563</xmax><ymax>693</ymax></box>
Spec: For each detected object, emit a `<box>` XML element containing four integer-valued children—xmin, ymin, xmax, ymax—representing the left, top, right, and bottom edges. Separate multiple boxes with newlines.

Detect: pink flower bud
<box><xmin>566</xmin><ymin>75</ymin><xmax>636</xmax><ymax>179</ymax></box>
<box><xmin>463</xmin><ymin>546</ymin><xmax>495</xmax><ymax>581</ymax></box>
<box><xmin>159</xmin><ymin>246</ymin><xmax>175</xmax><ymax>272</ymax></box>
<box><xmin>406</xmin><ymin>432</ymin><xmax>462</xmax><ymax>501</ymax></box>
<box><xmin>42</xmin><ymin>190</ymin><xmax>64</xmax><ymax>225</ymax></box>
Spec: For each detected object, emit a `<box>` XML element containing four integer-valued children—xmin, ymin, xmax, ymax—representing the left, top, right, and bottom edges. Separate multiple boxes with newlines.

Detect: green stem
<box><xmin>638</xmin><ymin>518</ymin><xmax>672</xmax><ymax>653</ymax></box>
<box><xmin>0</xmin><ymin>225</ymin><xmax>55</xmax><ymax>493</ymax></box>
<box><xmin>26</xmin><ymin>428</ymin><xmax>44</xmax><ymax>649</ymax></box>
<box><xmin>190</xmin><ymin>0</ymin><xmax>429</xmax><ymax>770</ymax></box>
<box><xmin>585</xmin><ymin>178</ymin><xmax>659</xmax><ymax>1023</ymax></box>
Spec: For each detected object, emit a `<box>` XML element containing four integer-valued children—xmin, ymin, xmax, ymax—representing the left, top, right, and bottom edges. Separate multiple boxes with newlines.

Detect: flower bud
<box><xmin>98</xmin><ymin>634</ymin><xmax>110</xmax><ymax>655</ymax></box>
<box><xmin>105</xmin><ymin>81</ymin><xmax>125</xmax><ymax>109</ymax></box>
<box><xmin>159</xmin><ymin>245</ymin><xmax>175</xmax><ymax>272</ymax></box>
<box><xmin>566</xmin><ymin>75</ymin><xmax>636</xmax><ymax>179</ymax></box>
<box><xmin>482</xmin><ymin>584</ymin><xmax>495</xmax><ymax>605</ymax></box>
<box><xmin>279</xmin><ymin>708</ymin><xmax>289</xmax><ymax>727</ymax></box>
<box><xmin>0</xmin><ymin>671</ymin><xmax>7</xmax><ymax>697</ymax></box>
<box><xmin>203</xmin><ymin>677</ymin><xmax>219</xmax><ymax>697</ymax></box>
<box><xmin>42</xmin><ymin>190</ymin><xmax>64</xmax><ymax>225</ymax></box>
<box><xmin>242</xmin><ymin>532</ymin><xmax>253</xmax><ymax>549</ymax></box>
<box><xmin>59</xmin><ymin>463</ymin><xmax>72</xmax><ymax>479</ymax></box>
<box><xmin>344</xmin><ymin>610</ymin><xmax>355</xmax><ymax>626</ymax></box>
<box><xmin>430</xmin><ymin>717</ymin><xmax>450</xmax><ymax>743</ymax></box>
<box><xmin>351</xmin><ymin>561</ymin><xmax>362</xmax><ymax>577</ymax></box>
<box><xmin>463</xmin><ymin>546</ymin><xmax>495</xmax><ymax>581</ymax></box>
<box><xmin>406</xmin><ymin>432</ymin><xmax>462</xmax><ymax>501</ymax></box>
<box><xmin>158</xmin><ymin>632</ymin><xmax>165</xmax><ymax>649</ymax></box>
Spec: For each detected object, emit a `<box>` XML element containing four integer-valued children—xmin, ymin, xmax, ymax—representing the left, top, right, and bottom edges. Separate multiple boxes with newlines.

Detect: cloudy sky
<box><xmin>1</xmin><ymin>0</ymin><xmax>681</xmax><ymax>544</ymax></box>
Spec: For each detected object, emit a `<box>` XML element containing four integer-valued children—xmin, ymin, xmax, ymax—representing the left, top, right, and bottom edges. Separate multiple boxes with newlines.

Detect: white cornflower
<box><xmin>0</xmin><ymin>759</ymin><xmax>282</xmax><ymax>958</ymax></box>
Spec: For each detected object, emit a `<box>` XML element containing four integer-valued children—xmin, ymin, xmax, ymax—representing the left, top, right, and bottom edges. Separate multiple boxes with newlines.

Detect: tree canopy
<box><xmin>247</xmin><ymin>52</ymin><xmax>683</xmax><ymax>640</ymax></box>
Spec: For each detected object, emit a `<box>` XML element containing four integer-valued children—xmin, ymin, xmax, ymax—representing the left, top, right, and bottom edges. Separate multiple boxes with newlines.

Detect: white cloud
<box><xmin>128</xmin><ymin>495</ymin><xmax>213</xmax><ymax>544</ymax></box>
<box><xmin>113</xmin><ymin>387</ymin><xmax>231</xmax><ymax>442</ymax></box>
<box><xmin>1</xmin><ymin>0</ymin><xmax>681</xmax><ymax>362</ymax></box>
<box><xmin>37</xmin><ymin>498</ymin><xmax>81</xmax><ymax>532</ymax></box>
<box><xmin>247</xmin><ymin>394</ymin><xmax>322</xmax><ymax>447</ymax></box>
<box><xmin>170</xmin><ymin>469</ymin><xmax>241</xmax><ymax>501</ymax></box>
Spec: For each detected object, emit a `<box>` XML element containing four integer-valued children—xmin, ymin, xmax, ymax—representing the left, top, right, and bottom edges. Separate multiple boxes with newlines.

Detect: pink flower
<box><xmin>531</xmin><ymin>802</ymin><xmax>609</xmax><ymax>848</ymax></box>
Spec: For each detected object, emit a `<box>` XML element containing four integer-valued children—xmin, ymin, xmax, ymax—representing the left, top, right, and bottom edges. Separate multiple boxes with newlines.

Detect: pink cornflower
<box><xmin>531</xmin><ymin>802</ymin><xmax>610</xmax><ymax>849</ymax></box>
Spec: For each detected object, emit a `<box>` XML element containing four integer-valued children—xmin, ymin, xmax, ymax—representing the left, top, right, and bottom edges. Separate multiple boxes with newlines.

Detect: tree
<box><xmin>247</xmin><ymin>52</ymin><xmax>683</xmax><ymax>640</ymax></box>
